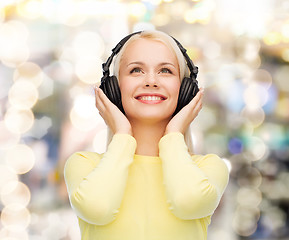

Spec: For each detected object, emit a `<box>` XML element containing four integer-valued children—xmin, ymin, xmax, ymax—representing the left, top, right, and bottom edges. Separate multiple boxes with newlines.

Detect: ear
<box><xmin>173</xmin><ymin>77</ymin><xmax>199</xmax><ymax>116</ymax></box>
<box><xmin>99</xmin><ymin>76</ymin><xmax>125</xmax><ymax>114</ymax></box>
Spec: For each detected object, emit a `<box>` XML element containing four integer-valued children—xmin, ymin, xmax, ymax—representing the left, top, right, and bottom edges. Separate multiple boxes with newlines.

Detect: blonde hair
<box><xmin>106</xmin><ymin>30</ymin><xmax>194</xmax><ymax>154</ymax></box>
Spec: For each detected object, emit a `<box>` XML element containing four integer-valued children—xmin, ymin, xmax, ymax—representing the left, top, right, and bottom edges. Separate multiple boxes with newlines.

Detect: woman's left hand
<box><xmin>164</xmin><ymin>88</ymin><xmax>204</xmax><ymax>135</ymax></box>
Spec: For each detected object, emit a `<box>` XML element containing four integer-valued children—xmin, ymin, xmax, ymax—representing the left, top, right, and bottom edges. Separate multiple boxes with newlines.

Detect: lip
<box><xmin>135</xmin><ymin>93</ymin><xmax>167</xmax><ymax>99</ymax></box>
<box><xmin>134</xmin><ymin>93</ymin><xmax>167</xmax><ymax>104</ymax></box>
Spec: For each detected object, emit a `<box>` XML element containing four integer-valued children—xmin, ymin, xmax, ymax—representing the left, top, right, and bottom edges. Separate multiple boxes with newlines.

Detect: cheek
<box><xmin>118</xmin><ymin>78</ymin><xmax>135</xmax><ymax>108</ymax></box>
<box><xmin>169</xmin><ymin>80</ymin><xmax>181</xmax><ymax>101</ymax></box>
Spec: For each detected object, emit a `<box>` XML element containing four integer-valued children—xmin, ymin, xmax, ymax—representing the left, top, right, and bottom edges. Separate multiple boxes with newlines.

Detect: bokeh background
<box><xmin>0</xmin><ymin>0</ymin><xmax>289</xmax><ymax>239</ymax></box>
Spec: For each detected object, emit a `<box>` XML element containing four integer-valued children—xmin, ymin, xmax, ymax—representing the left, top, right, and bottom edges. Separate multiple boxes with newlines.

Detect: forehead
<box><xmin>121</xmin><ymin>38</ymin><xmax>178</xmax><ymax>64</ymax></box>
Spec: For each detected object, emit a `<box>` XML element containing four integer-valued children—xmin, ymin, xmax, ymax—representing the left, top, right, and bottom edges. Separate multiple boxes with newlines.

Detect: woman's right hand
<box><xmin>94</xmin><ymin>86</ymin><xmax>132</xmax><ymax>135</ymax></box>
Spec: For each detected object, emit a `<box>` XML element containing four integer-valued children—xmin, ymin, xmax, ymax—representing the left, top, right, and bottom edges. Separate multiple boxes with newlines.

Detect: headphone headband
<box><xmin>101</xmin><ymin>31</ymin><xmax>198</xmax><ymax>82</ymax></box>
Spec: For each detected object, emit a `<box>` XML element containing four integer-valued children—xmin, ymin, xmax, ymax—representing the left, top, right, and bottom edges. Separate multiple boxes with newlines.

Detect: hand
<box><xmin>94</xmin><ymin>86</ymin><xmax>132</xmax><ymax>135</ymax></box>
<box><xmin>165</xmin><ymin>88</ymin><xmax>204</xmax><ymax>135</ymax></box>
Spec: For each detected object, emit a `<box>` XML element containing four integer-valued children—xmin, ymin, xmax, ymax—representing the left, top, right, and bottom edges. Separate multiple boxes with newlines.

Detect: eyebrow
<box><xmin>126</xmin><ymin>61</ymin><xmax>177</xmax><ymax>69</ymax></box>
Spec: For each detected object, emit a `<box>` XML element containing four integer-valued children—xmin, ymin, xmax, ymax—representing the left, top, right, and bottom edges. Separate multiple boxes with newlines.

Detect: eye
<box><xmin>130</xmin><ymin>67</ymin><xmax>142</xmax><ymax>74</ymax></box>
<box><xmin>160</xmin><ymin>68</ymin><xmax>172</xmax><ymax>74</ymax></box>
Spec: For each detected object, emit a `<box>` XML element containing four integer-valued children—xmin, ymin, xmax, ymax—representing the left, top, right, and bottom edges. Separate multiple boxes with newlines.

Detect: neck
<box><xmin>130</xmin><ymin>120</ymin><xmax>169</xmax><ymax>157</ymax></box>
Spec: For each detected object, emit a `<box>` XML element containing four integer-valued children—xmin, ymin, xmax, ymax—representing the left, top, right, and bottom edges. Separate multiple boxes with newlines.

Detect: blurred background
<box><xmin>0</xmin><ymin>0</ymin><xmax>289</xmax><ymax>239</ymax></box>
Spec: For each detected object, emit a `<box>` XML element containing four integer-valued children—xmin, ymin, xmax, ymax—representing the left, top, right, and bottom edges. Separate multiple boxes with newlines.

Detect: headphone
<box><xmin>99</xmin><ymin>31</ymin><xmax>199</xmax><ymax>116</ymax></box>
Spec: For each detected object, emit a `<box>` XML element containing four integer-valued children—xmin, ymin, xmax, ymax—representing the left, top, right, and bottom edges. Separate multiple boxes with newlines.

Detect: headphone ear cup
<box><xmin>99</xmin><ymin>76</ymin><xmax>125</xmax><ymax>114</ymax></box>
<box><xmin>173</xmin><ymin>77</ymin><xmax>199</xmax><ymax>116</ymax></box>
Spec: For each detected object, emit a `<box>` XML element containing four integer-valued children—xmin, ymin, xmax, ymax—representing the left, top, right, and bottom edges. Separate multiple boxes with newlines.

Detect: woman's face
<box><xmin>118</xmin><ymin>38</ymin><xmax>181</xmax><ymax>124</ymax></box>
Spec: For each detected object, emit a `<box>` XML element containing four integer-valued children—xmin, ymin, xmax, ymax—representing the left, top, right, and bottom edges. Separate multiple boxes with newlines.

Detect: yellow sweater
<box><xmin>64</xmin><ymin>132</ymin><xmax>229</xmax><ymax>240</ymax></box>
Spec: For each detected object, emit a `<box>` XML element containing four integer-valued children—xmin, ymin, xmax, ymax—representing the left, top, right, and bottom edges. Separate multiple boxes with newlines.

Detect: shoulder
<box><xmin>65</xmin><ymin>151</ymin><xmax>103</xmax><ymax>169</ymax></box>
<box><xmin>192</xmin><ymin>154</ymin><xmax>229</xmax><ymax>171</ymax></box>
<box><xmin>191</xmin><ymin>154</ymin><xmax>230</xmax><ymax>187</ymax></box>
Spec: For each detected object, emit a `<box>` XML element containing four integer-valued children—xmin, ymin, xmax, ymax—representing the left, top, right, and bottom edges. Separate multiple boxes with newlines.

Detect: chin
<box><xmin>126</xmin><ymin>109</ymin><xmax>174</xmax><ymax>124</ymax></box>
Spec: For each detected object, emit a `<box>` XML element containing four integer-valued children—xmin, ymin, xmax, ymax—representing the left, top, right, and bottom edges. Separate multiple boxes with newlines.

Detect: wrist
<box><xmin>115</xmin><ymin>128</ymin><xmax>133</xmax><ymax>136</ymax></box>
<box><xmin>164</xmin><ymin>129</ymin><xmax>184</xmax><ymax>136</ymax></box>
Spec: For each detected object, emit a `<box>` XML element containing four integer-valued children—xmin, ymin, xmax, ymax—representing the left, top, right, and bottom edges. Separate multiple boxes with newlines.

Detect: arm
<box><xmin>64</xmin><ymin>133</ymin><xmax>136</xmax><ymax>225</ymax></box>
<box><xmin>159</xmin><ymin>132</ymin><xmax>229</xmax><ymax>220</ymax></box>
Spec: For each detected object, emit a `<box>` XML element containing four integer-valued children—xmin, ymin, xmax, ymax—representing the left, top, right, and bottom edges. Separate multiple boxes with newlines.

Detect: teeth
<box><xmin>139</xmin><ymin>96</ymin><xmax>163</xmax><ymax>101</ymax></box>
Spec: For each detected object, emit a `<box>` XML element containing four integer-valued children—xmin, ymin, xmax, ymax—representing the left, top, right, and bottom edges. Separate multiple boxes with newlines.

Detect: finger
<box><xmin>97</xmin><ymin>87</ymin><xmax>114</xmax><ymax>109</ymax></box>
<box><xmin>185</xmin><ymin>88</ymin><xmax>203</xmax><ymax>111</ymax></box>
<box><xmin>94</xmin><ymin>87</ymin><xmax>105</xmax><ymax>111</ymax></box>
<box><xmin>193</xmin><ymin>96</ymin><xmax>203</xmax><ymax>114</ymax></box>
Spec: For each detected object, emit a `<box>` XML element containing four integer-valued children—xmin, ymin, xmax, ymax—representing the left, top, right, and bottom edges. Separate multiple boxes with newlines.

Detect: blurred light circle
<box><xmin>152</xmin><ymin>13</ymin><xmax>170</xmax><ymax>26</ymax></box>
<box><xmin>1</xmin><ymin>181</ymin><xmax>31</xmax><ymax>207</ymax></box>
<box><xmin>73</xmin><ymin>31</ymin><xmax>104</xmax><ymax>58</ymax></box>
<box><xmin>75</xmin><ymin>57</ymin><xmax>102</xmax><ymax>84</ymax></box>
<box><xmin>93</xmin><ymin>128</ymin><xmax>108</xmax><ymax>154</ymax></box>
<box><xmin>5</xmin><ymin>144</ymin><xmax>35</xmax><ymax>174</ymax></box>
<box><xmin>262</xmin><ymin>206</ymin><xmax>287</xmax><ymax>231</ymax></box>
<box><xmin>0</xmin><ymin>21</ymin><xmax>29</xmax><ymax>67</ymax></box>
<box><xmin>242</xmin><ymin>39</ymin><xmax>260</xmax><ymax>61</ymax></box>
<box><xmin>184</xmin><ymin>8</ymin><xmax>198</xmax><ymax>24</ymax></box>
<box><xmin>211</xmin><ymin>229</ymin><xmax>230</xmax><ymax>240</ymax></box>
<box><xmin>0</xmin><ymin>227</ymin><xmax>29</xmax><ymax>240</ymax></box>
<box><xmin>263</xmin><ymin>84</ymin><xmax>278</xmax><ymax>114</ymax></box>
<box><xmin>0</xmin><ymin>121</ymin><xmax>20</xmax><ymax>150</ymax></box>
<box><xmin>1</xmin><ymin>204</ymin><xmax>31</xmax><ymax>231</ymax></box>
<box><xmin>73</xmin><ymin>95</ymin><xmax>95</xmax><ymax>118</ymax></box>
<box><xmin>244</xmin><ymin>136</ymin><xmax>268</xmax><ymax>161</ymax></box>
<box><xmin>237</xmin><ymin>167</ymin><xmax>262</xmax><ymax>188</ymax></box>
<box><xmin>0</xmin><ymin>21</ymin><xmax>29</xmax><ymax>48</ymax></box>
<box><xmin>70</xmin><ymin>95</ymin><xmax>99</xmax><ymax>131</ymax></box>
<box><xmin>6</xmin><ymin>21</ymin><xmax>29</xmax><ymax>42</ymax></box>
<box><xmin>4</xmin><ymin>108</ymin><xmax>34</xmax><ymax>134</ymax></box>
<box><xmin>8</xmin><ymin>81</ymin><xmax>38</xmax><ymax>110</ymax></box>
<box><xmin>57</xmin><ymin>1</ymin><xmax>86</xmax><ymax>26</ymax></box>
<box><xmin>0</xmin><ymin>8</ymin><xmax>5</xmax><ymax>23</ymax></box>
<box><xmin>263</xmin><ymin>31</ymin><xmax>282</xmax><ymax>45</ymax></box>
<box><xmin>252</xmin><ymin>69</ymin><xmax>272</xmax><ymax>89</ymax></box>
<box><xmin>241</xmin><ymin>107</ymin><xmax>265</xmax><ymax>128</ymax></box>
<box><xmin>228</xmin><ymin>137</ymin><xmax>243</xmax><ymax>154</ymax></box>
<box><xmin>221</xmin><ymin>80</ymin><xmax>245</xmax><ymax>113</ymax></box>
<box><xmin>145</xmin><ymin>0</ymin><xmax>162</xmax><ymax>4</ymax></box>
<box><xmin>281</xmin><ymin>21</ymin><xmax>289</xmax><ymax>38</ymax></box>
<box><xmin>258</xmin><ymin>122</ymin><xmax>286</xmax><ymax>149</ymax></box>
<box><xmin>167</xmin><ymin>1</ymin><xmax>188</xmax><ymax>20</ymax></box>
<box><xmin>133</xmin><ymin>22</ymin><xmax>155</xmax><ymax>32</ymax></box>
<box><xmin>43</xmin><ymin>60</ymin><xmax>74</xmax><ymax>85</ymax></box>
<box><xmin>232</xmin><ymin>206</ymin><xmax>259</xmax><ymax>236</ymax></box>
<box><xmin>243</xmin><ymin>83</ymin><xmax>268</xmax><ymax>109</ymax></box>
<box><xmin>17</xmin><ymin>0</ymin><xmax>42</xmax><ymax>19</ymax></box>
<box><xmin>281</xmin><ymin>48</ymin><xmax>289</xmax><ymax>62</ymax></box>
<box><xmin>13</xmin><ymin>62</ymin><xmax>44</xmax><ymax>87</ymax></box>
<box><xmin>276</xmin><ymin>96</ymin><xmax>289</xmax><ymax>119</ymax></box>
<box><xmin>204</xmin><ymin>133</ymin><xmax>227</xmax><ymax>156</ymax></box>
<box><xmin>1</xmin><ymin>43</ymin><xmax>29</xmax><ymax>68</ymax></box>
<box><xmin>128</xmin><ymin>2</ymin><xmax>147</xmax><ymax>18</ymax></box>
<box><xmin>203</xmin><ymin>41</ymin><xmax>221</xmax><ymax>59</ymax></box>
<box><xmin>274</xmin><ymin>66</ymin><xmax>289</xmax><ymax>92</ymax></box>
<box><xmin>237</xmin><ymin>187</ymin><xmax>262</xmax><ymax>207</ymax></box>
<box><xmin>194</xmin><ymin>106</ymin><xmax>217</xmax><ymax>131</ymax></box>
<box><xmin>0</xmin><ymin>165</ymin><xmax>18</xmax><ymax>193</ymax></box>
<box><xmin>184</xmin><ymin>8</ymin><xmax>211</xmax><ymax>24</ymax></box>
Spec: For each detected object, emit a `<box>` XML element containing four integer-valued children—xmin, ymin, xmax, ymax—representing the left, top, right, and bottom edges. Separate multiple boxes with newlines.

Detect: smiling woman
<box><xmin>117</xmin><ymin>38</ymin><xmax>181</xmax><ymax>144</ymax></box>
<box><xmin>64</xmin><ymin>30</ymin><xmax>229</xmax><ymax>240</ymax></box>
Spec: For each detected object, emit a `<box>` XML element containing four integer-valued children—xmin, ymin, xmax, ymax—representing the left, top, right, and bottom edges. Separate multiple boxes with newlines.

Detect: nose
<box><xmin>144</xmin><ymin>73</ymin><xmax>158</xmax><ymax>88</ymax></box>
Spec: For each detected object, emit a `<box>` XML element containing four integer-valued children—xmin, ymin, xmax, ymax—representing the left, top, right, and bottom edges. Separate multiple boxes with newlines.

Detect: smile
<box><xmin>138</xmin><ymin>96</ymin><xmax>163</xmax><ymax>101</ymax></box>
<box><xmin>135</xmin><ymin>94</ymin><xmax>167</xmax><ymax>104</ymax></box>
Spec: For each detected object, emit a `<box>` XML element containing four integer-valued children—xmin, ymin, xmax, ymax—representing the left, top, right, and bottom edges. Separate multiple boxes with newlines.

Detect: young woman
<box><xmin>64</xmin><ymin>30</ymin><xmax>229</xmax><ymax>240</ymax></box>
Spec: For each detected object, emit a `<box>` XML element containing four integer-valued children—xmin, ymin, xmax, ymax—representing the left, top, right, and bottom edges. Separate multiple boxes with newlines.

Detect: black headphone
<box><xmin>99</xmin><ymin>31</ymin><xmax>199</xmax><ymax>116</ymax></box>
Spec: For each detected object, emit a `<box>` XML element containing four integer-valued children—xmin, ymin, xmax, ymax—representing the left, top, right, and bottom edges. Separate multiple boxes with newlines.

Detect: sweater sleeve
<box><xmin>64</xmin><ymin>134</ymin><xmax>137</xmax><ymax>225</ymax></box>
<box><xmin>159</xmin><ymin>132</ymin><xmax>229</xmax><ymax>220</ymax></box>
